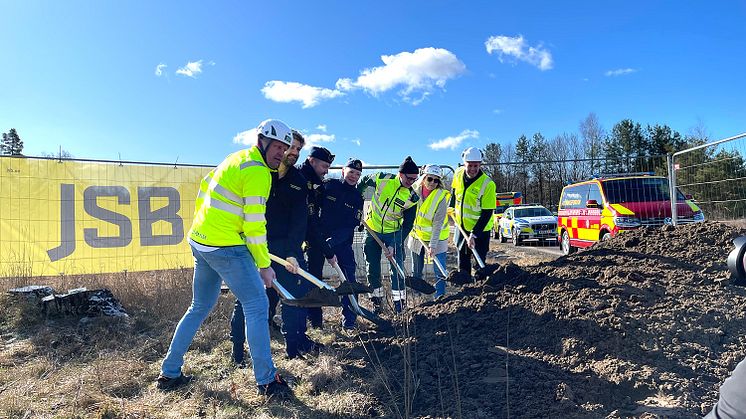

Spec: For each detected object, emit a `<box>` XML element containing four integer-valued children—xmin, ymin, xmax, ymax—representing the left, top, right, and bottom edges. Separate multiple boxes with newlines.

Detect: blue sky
<box><xmin>1</xmin><ymin>1</ymin><xmax>744</xmax><ymax>168</ymax></box>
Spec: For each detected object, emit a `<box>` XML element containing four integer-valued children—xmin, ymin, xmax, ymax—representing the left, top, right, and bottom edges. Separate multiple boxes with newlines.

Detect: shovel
<box><xmin>269</xmin><ymin>254</ymin><xmax>342</xmax><ymax>307</ymax></box>
<box><xmin>414</xmin><ymin>236</ymin><xmax>449</xmax><ymax>278</ymax></box>
<box><xmin>447</xmin><ymin>213</ymin><xmax>499</xmax><ymax>281</ymax></box>
<box><xmin>330</xmin><ymin>261</ymin><xmax>392</xmax><ymax>329</ymax></box>
<box><xmin>362</xmin><ymin>223</ymin><xmax>436</xmax><ymax>295</ymax></box>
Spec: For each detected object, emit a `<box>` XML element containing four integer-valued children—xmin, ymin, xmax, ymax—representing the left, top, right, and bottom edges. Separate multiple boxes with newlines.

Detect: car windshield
<box><xmin>495</xmin><ymin>204</ymin><xmax>511</xmax><ymax>213</ymax></box>
<box><xmin>514</xmin><ymin>207</ymin><xmax>552</xmax><ymax>218</ymax></box>
<box><xmin>602</xmin><ymin>178</ymin><xmax>685</xmax><ymax>203</ymax></box>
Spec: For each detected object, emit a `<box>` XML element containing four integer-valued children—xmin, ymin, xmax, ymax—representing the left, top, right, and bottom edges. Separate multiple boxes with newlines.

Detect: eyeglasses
<box><xmin>404</xmin><ymin>175</ymin><xmax>418</xmax><ymax>182</ymax></box>
<box><xmin>425</xmin><ymin>176</ymin><xmax>441</xmax><ymax>184</ymax></box>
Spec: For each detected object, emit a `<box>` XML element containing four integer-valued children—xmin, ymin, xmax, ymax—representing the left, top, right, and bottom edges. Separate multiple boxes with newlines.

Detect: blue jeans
<box><xmin>411</xmin><ymin>247</ymin><xmax>447</xmax><ymax>298</ymax></box>
<box><xmin>161</xmin><ymin>245</ymin><xmax>277</xmax><ymax>386</ymax></box>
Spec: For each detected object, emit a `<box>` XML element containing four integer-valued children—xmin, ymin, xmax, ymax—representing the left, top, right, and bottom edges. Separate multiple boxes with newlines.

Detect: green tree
<box><xmin>515</xmin><ymin>135</ymin><xmax>531</xmax><ymax>199</ymax></box>
<box><xmin>1</xmin><ymin>128</ymin><xmax>24</xmax><ymax>155</ymax></box>
<box><xmin>605</xmin><ymin>119</ymin><xmax>646</xmax><ymax>172</ymax></box>
<box><xmin>482</xmin><ymin>142</ymin><xmax>504</xmax><ymax>189</ymax></box>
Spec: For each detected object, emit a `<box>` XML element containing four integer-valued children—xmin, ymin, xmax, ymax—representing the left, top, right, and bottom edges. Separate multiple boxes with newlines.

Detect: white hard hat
<box><xmin>461</xmin><ymin>147</ymin><xmax>483</xmax><ymax>163</ymax></box>
<box><xmin>256</xmin><ymin>119</ymin><xmax>293</xmax><ymax>146</ymax></box>
<box><xmin>422</xmin><ymin>164</ymin><xmax>443</xmax><ymax>178</ymax></box>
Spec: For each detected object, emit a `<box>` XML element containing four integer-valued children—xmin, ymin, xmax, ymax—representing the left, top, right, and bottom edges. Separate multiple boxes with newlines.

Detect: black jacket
<box><xmin>266</xmin><ymin>166</ymin><xmax>308</xmax><ymax>258</ymax></box>
<box><xmin>299</xmin><ymin>161</ymin><xmax>334</xmax><ymax>258</ymax></box>
<box><xmin>320</xmin><ymin>178</ymin><xmax>364</xmax><ymax>248</ymax></box>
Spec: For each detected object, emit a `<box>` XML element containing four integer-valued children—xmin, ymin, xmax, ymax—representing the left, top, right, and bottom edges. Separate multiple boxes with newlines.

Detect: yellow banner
<box><xmin>0</xmin><ymin>157</ymin><xmax>210</xmax><ymax>276</ymax></box>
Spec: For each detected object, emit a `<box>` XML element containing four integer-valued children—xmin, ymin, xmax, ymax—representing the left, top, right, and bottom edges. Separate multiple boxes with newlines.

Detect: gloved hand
<box><xmin>447</xmin><ymin>207</ymin><xmax>455</xmax><ymax>217</ymax></box>
<box><xmin>467</xmin><ymin>233</ymin><xmax>476</xmax><ymax>250</ymax></box>
<box><xmin>357</xmin><ymin>223</ymin><xmax>365</xmax><ymax>232</ymax></box>
<box><xmin>285</xmin><ymin>256</ymin><xmax>299</xmax><ymax>274</ymax></box>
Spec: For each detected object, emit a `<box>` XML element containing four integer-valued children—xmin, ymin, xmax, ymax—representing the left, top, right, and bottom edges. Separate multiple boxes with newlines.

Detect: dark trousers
<box><xmin>231</xmin><ymin>249</ymin><xmax>314</xmax><ymax>360</ymax></box>
<box><xmin>305</xmin><ymin>244</ymin><xmax>325</xmax><ymax>328</ymax></box>
<box><xmin>457</xmin><ymin>229</ymin><xmax>490</xmax><ymax>273</ymax></box>
<box><xmin>334</xmin><ymin>242</ymin><xmax>358</xmax><ymax>328</ymax></box>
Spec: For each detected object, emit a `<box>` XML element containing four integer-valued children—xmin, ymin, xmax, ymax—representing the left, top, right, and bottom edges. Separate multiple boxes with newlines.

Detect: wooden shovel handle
<box><xmin>268</xmin><ymin>253</ymin><xmax>334</xmax><ymax>290</ymax></box>
<box><xmin>362</xmin><ymin>222</ymin><xmax>407</xmax><ymax>279</ymax></box>
<box><xmin>447</xmin><ymin>213</ymin><xmax>486</xmax><ymax>268</ymax></box>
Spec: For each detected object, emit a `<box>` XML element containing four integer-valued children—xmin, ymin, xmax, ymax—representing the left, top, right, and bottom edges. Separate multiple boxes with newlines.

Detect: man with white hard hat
<box><xmin>449</xmin><ymin>147</ymin><xmax>496</xmax><ymax>279</ymax></box>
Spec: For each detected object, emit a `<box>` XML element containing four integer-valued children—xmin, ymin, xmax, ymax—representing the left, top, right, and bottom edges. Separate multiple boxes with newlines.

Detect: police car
<box><xmin>496</xmin><ymin>204</ymin><xmax>559</xmax><ymax>246</ymax></box>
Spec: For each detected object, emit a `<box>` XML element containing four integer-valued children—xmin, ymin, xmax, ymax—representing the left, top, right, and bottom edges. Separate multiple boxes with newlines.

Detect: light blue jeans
<box><xmin>161</xmin><ymin>245</ymin><xmax>277</xmax><ymax>386</ymax></box>
<box><xmin>411</xmin><ymin>248</ymin><xmax>447</xmax><ymax>298</ymax></box>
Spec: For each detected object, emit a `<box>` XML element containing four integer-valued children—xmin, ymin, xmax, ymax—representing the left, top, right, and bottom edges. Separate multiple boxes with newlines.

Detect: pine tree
<box><xmin>1</xmin><ymin>129</ymin><xmax>24</xmax><ymax>155</ymax></box>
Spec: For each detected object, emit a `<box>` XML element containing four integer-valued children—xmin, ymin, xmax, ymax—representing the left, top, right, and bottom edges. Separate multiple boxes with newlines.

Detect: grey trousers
<box><xmin>706</xmin><ymin>356</ymin><xmax>746</xmax><ymax>418</ymax></box>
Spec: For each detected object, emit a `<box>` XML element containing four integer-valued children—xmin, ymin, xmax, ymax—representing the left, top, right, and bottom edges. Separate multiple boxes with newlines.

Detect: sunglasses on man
<box><xmin>425</xmin><ymin>176</ymin><xmax>441</xmax><ymax>184</ymax></box>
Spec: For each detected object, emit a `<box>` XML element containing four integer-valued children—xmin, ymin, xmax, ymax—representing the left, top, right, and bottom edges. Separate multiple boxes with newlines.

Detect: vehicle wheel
<box><xmin>512</xmin><ymin>228</ymin><xmax>522</xmax><ymax>246</ymax></box>
<box><xmin>498</xmin><ymin>228</ymin><xmax>508</xmax><ymax>243</ymax></box>
<box><xmin>561</xmin><ymin>230</ymin><xmax>576</xmax><ymax>255</ymax></box>
<box><xmin>601</xmin><ymin>232</ymin><xmax>612</xmax><ymax>241</ymax></box>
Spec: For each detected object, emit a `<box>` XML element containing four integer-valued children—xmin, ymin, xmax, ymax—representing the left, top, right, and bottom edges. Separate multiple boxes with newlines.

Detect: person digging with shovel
<box><xmin>157</xmin><ymin>118</ymin><xmax>292</xmax><ymax>398</ymax></box>
<box><xmin>359</xmin><ymin>156</ymin><xmax>420</xmax><ymax>314</ymax></box>
<box><xmin>406</xmin><ymin>164</ymin><xmax>450</xmax><ymax>300</ymax></box>
<box><xmin>448</xmin><ymin>147</ymin><xmax>496</xmax><ymax>285</ymax></box>
<box><xmin>320</xmin><ymin>158</ymin><xmax>368</xmax><ymax>330</ymax></box>
<box><xmin>230</xmin><ymin>130</ymin><xmax>324</xmax><ymax>361</ymax></box>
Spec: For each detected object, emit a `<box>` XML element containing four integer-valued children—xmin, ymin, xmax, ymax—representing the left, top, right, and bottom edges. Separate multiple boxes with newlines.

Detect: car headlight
<box><xmin>693</xmin><ymin>211</ymin><xmax>705</xmax><ymax>222</ymax></box>
<box><xmin>614</xmin><ymin>216</ymin><xmax>641</xmax><ymax>228</ymax></box>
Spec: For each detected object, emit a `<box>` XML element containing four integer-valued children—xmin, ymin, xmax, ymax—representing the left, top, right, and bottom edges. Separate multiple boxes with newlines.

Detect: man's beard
<box><xmin>283</xmin><ymin>155</ymin><xmax>298</xmax><ymax>167</ymax></box>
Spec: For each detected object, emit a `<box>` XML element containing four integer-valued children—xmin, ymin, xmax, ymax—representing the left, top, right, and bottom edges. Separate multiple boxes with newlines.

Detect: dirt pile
<box><xmin>379</xmin><ymin>222</ymin><xmax>746</xmax><ymax>418</ymax></box>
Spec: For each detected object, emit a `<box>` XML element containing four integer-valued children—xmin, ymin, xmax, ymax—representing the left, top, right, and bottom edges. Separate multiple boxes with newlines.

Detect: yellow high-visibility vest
<box><xmin>412</xmin><ymin>188</ymin><xmax>450</xmax><ymax>242</ymax></box>
<box><xmin>452</xmin><ymin>167</ymin><xmax>496</xmax><ymax>232</ymax></box>
<box><xmin>365</xmin><ymin>173</ymin><xmax>418</xmax><ymax>234</ymax></box>
<box><xmin>189</xmin><ymin>145</ymin><xmax>272</xmax><ymax>268</ymax></box>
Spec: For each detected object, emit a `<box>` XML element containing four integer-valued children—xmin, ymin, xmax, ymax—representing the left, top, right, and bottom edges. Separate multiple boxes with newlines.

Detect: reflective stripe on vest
<box><xmin>453</xmin><ymin>168</ymin><xmax>493</xmax><ymax>231</ymax></box>
<box><xmin>366</xmin><ymin>174</ymin><xmax>416</xmax><ymax>233</ymax></box>
<box><xmin>412</xmin><ymin>188</ymin><xmax>450</xmax><ymax>242</ymax></box>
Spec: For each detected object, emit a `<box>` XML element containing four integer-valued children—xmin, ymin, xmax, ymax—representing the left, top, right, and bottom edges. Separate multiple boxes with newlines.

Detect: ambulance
<box><xmin>557</xmin><ymin>173</ymin><xmax>704</xmax><ymax>255</ymax></box>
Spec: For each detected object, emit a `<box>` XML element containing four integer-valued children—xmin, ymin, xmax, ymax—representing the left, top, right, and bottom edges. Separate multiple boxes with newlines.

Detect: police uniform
<box><xmin>299</xmin><ymin>147</ymin><xmax>336</xmax><ymax>328</ymax></box>
<box><xmin>231</xmin><ymin>164</ymin><xmax>316</xmax><ymax>360</ymax></box>
<box><xmin>320</xmin><ymin>159</ymin><xmax>364</xmax><ymax>328</ymax></box>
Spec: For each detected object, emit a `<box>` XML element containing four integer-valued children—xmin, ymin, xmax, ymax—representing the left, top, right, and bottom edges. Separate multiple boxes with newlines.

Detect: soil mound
<box><xmin>385</xmin><ymin>222</ymin><xmax>746</xmax><ymax>418</ymax></box>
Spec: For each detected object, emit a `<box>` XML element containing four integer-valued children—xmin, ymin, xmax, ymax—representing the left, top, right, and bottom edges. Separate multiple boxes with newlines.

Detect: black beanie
<box><xmin>399</xmin><ymin>156</ymin><xmax>419</xmax><ymax>174</ymax></box>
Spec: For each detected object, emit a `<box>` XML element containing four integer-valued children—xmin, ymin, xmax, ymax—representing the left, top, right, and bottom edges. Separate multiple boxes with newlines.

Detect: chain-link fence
<box><xmin>669</xmin><ymin>132</ymin><xmax>746</xmax><ymax>224</ymax></box>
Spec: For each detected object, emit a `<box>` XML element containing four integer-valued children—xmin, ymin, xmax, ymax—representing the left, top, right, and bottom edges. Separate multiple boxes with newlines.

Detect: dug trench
<box><xmin>347</xmin><ymin>221</ymin><xmax>746</xmax><ymax>418</ymax></box>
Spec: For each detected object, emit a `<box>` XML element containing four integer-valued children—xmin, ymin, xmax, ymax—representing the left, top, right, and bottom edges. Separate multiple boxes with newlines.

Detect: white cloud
<box><xmin>336</xmin><ymin>48</ymin><xmax>466</xmax><ymax>104</ymax></box>
<box><xmin>351</xmin><ymin>138</ymin><xmax>361</xmax><ymax>146</ymax></box>
<box><xmin>316</xmin><ymin>124</ymin><xmax>327</xmax><ymax>132</ymax></box>
<box><xmin>304</xmin><ymin>133</ymin><xmax>336</xmax><ymax>149</ymax></box>
<box><xmin>176</xmin><ymin>60</ymin><xmax>214</xmax><ymax>78</ymax></box>
<box><xmin>605</xmin><ymin>68</ymin><xmax>637</xmax><ymax>77</ymax></box>
<box><xmin>155</xmin><ymin>63</ymin><xmax>167</xmax><ymax>77</ymax></box>
<box><xmin>261</xmin><ymin>81</ymin><xmax>344</xmax><ymax>108</ymax></box>
<box><xmin>493</xmin><ymin>109</ymin><xmax>503</xmax><ymax>114</ymax></box>
<box><xmin>485</xmin><ymin>35</ymin><xmax>553</xmax><ymax>71</ymax></box>
<box><xmin>428</xmin><ymin>129</ymin><xmax>479</xmax><ymax>151</ymax></box>
<box><xmin>233</xmin><ymin>128</ymin><xmax>258</xmax><ymax>145</ymax></box>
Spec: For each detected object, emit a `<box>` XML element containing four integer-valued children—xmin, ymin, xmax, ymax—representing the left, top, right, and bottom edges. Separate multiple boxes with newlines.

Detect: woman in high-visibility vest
<box><xmin>406</xmin><ymin>164</ymin><xmax>450</xmax><ymax>299</ymax></box>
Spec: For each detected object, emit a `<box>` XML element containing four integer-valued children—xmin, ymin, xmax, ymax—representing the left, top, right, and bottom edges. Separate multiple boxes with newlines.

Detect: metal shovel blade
<box><xmin>334</xmin><ymin>282</ymin><xmax>372</xmax><ymax>295</ymax></box>
<box><xmin>405</xmin><ymin>276</ymin><xmax>436</xmax><ymax>294</ymax></box>
<box><xmin>284</xmin><ymin>287</ymin><xmax>342</xmax><ymax>308</ymax></box>
<box><xmin>474</xmin><ymin>264</ymin><xmax>500</xmax><ymax>281</ymax></box>
<box><xmin>445</xmin><ymin>270</ymin><xmax>473</xmax><ymax>285</ymax></box>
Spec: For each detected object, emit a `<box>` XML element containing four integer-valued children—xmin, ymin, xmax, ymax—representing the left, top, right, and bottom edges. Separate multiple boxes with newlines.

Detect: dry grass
<box><xmin>0</xmin><ymin>269</ymin><xmax>396</xmax><ymax>418</ymax></box>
